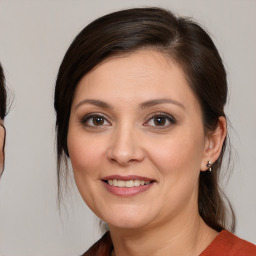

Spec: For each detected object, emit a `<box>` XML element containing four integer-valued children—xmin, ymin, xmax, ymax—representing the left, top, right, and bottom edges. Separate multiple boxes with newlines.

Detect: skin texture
<box><xmin>67</xmin><ymin>50</ymin><xmax>226</xmax><ymax>255</ymax></box>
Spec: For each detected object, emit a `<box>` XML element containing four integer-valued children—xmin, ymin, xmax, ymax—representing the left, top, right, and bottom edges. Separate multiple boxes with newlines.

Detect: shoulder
<box><xmin>201</xmin><ymin>230</ymin><xmax>256</xmax><ymax>256</ymax></box>
<box><xmin>81</xmin><ymin>232</ymin><xmax>112</xmax><ymax>256</ymax></box>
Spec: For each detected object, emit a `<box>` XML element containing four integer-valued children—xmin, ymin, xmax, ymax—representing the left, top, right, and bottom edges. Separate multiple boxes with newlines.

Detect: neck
<box><xmin>109</xmin><ymin>209</ymin><xmax>218</xmax><ymax>256</ymax></box>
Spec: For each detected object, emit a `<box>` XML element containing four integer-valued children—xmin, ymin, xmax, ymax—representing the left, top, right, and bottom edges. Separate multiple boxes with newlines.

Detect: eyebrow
<box><xmin>140</xmin><ymin>98</ymin><xmax>185</xmax><ymax>110</ymax></box>
<box><xmin>75</xmin><ymin>99</ymin><xmax>112</xmax><ymax>110</ymax></box>
<box><xmin>75</xmin><ymin>98</ymin><xmax>185</xmax><ymax>110</ymax></box>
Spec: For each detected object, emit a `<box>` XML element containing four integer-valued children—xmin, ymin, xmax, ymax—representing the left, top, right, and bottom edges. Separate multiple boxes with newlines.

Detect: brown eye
<box><xmin>144</xmin><ymin>113</ymin><xmax>176</xmax><ymax>129</ymax></box>
<box><xmin>82</xmin><ymin>114</ymin><xmax>111</xmax><ymax>127</ymax></box>
<box><xmin>93</xmin><ymin>116</ymin><xmax>104</xmax><ymax>126</ymax></box>
<box><xmin>154</xmin><ymin>116</ymin><xmax>166</xmax><ymax>126</ymax></box>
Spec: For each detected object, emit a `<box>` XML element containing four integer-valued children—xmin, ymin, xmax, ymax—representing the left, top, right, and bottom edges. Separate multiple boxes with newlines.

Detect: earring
<box><xmin>206</xmin><ymin>161</ymin><xmax>212</xmax><ymax>172</ymax></box>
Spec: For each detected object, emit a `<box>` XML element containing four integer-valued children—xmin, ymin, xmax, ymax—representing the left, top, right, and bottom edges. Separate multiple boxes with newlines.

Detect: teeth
<box><xmin>107</xmin><ymin>179</ymin><xmax>151</xmax><ymax>187</ymax></box>
<box><xmin>125</xmin><ymin>180</ymin><xmax>133</xmax><ymax>188</ymax></box>
<box><xmin>134</xmin><ymin>180</ymin><xmax>140</xmax><ymax>186</ymax></box>
<box><xmin>118</xmin><ymin>180</ymin><xmax>126</xmax><ymax>187</ymax></box>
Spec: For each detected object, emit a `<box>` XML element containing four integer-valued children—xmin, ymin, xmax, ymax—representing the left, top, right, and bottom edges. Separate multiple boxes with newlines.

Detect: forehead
<box><xmin>73</xmin><ymin>49</ymin><xmax>200</xmax><ymax>111</ymax></box>
<box><xmin>90</xmin><ymin>50</ymin><xmax>177</xmax><ymax>83</ymax></box>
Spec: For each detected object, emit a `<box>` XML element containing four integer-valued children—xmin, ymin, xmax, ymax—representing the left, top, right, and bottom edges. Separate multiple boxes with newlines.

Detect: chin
<box><xmin>108</xmin><ymin>218</ymin><xmax>149</xmax><ymax>230</ymax></box>
<box><xmin>100</xmin><ymin>206</ymin><xmax>156</xmax><ymax>230</ymax></box>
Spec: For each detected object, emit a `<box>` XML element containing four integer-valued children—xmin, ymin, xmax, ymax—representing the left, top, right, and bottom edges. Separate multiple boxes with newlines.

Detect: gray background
<box><xmin>0</xmin><ymin>0</ymin><xmax>255</xmax><ymax>255</ymax></box>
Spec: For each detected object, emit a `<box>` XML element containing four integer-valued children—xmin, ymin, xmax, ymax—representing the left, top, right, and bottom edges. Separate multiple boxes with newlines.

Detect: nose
<box><xmin>107</xmin><ymin>125</ymin><xmax>145</xmax><ymax>166</ymax></box>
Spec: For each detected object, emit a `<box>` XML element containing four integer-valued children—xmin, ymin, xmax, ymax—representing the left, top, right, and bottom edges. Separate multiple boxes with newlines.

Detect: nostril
<box><xmin>106</xmin><ymin>135</ymin><xmax>145</xmax><ymax>165</ymax></box>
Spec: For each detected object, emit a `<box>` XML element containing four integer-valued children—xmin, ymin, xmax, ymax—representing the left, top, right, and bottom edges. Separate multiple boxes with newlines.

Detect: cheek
<box><xmin>67</xmin><ymin>132</ymin><xmax>108</xmax><ymax>216</ymax></box>
<box><xmin>146</xmin><ymin>132</ymin><xmax>205</xmax><ymax>214</ymax></box>
<box><xmin>68</xmin><ymin>134</ymin><xmax>104</xmax><ymax>177</ymax></box>
<box><xmin>147</xmin><ymin>129</ymin><xmax>205</xmax><ymax>184</ymax></box>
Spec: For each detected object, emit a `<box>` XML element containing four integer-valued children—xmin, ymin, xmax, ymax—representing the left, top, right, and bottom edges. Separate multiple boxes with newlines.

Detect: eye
<box><xmin>81</xmin><ymin>114</ymin><xmax>111</xmax><ymax>127</ymax></box>
<box><xmin>144</xmin><ymin>113</ymin><xmax>176</xmax><ymax>128</ymax></box>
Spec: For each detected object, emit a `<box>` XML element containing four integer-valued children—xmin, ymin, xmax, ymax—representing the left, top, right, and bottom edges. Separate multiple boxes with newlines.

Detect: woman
<box><xmin>54</xmin><ymin>7</ymin><xmax>256</xmax><ymax>255</ymax></box>
<box><xmin>0</xmin><ymin>62</ymin><xmax>7</xmax><ymax>176</ymax></box>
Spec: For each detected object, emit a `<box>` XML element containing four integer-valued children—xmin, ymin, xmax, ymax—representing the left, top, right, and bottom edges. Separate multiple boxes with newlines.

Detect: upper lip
<box><xmin>102</xmin><ymin>175</ymin><xmax>154</xmax><ymax>182</ymax></box>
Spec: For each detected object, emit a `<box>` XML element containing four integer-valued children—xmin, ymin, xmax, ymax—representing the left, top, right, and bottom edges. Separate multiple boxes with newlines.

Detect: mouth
<box><xmin>102</xmin><ymin>175</ymin><xmax>155</xmax><ymax>196</ymax></box>
<box><xmin>104</xmin><ymin>179</ymin><xmax>152</xmax><ymax>187</ymax></box>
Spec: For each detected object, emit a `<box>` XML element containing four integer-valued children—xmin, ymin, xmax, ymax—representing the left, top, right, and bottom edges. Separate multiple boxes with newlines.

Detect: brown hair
<box><xmin>54</xmin><ymin>7</ymin><xmax>235</xmax><ymax>232</ymax></box>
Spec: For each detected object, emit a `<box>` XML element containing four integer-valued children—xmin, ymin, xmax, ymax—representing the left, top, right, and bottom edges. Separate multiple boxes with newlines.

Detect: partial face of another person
<box><xmin>67</xmin><ymin>50</ymin><xmax>214</xmax><ymax>230</ymax></box>
<box><xmin>0</xmin><ymin>121</ymin><xmax>5</xmax><ymax>174</ymax></box>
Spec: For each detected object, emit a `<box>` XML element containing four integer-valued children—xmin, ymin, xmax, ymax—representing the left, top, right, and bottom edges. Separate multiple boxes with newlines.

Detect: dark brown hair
<box><xmin>54</xmin><ymin>7</ymin><xmax>235</xmax><ymax>232</ymax></box>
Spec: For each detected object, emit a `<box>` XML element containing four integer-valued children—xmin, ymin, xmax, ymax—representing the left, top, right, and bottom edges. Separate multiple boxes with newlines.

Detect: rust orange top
<box><xmin>201</xmin><ymin>230</ymin><xmax>256</xmax><ymax>256</ymax></box>
<box><xmin>83</xmin><ymin>230</ymin><xmax>256</xmax><ymax>256</ymax></box>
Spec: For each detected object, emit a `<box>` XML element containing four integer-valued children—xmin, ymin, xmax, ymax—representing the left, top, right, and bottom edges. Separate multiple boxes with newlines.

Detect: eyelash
<box><xmin>80</xmin><ymin>112</ymin><xmax>176</xmax><ymax>128</ymax></box>
<box><xmin>81</xmin><ymin>113</ymin><xmax>111</xmax><ymax>127</ymax></box>
<box><xmin>143</xmin><ymin>112</ymin><xmax>176</xmax><ymax>128</ymax></box>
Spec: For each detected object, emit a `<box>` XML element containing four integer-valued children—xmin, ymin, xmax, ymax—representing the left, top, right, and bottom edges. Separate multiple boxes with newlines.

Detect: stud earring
<box><xmin>206</xmin><ymin>161</ymin><xmax>212</xmax><ymax>172</ymax></box>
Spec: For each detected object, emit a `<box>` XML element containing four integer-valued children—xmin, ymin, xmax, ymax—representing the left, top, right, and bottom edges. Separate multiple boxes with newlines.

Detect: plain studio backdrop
<box><xmin>0</xmin><ymin>0</ymin><xmax>255</xmax><ymax>255</ymax></box>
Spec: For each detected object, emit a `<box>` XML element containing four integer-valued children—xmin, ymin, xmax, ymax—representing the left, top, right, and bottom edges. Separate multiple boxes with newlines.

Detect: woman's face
<box><xmin>0</xmin><ymin>120</ymin><xmax>5</xmax><ymax>174</ymax></box>
<box><xmin>68</xmin><ymin>50</ymin><xmax>211</xmax><ymax>230</ymax></box>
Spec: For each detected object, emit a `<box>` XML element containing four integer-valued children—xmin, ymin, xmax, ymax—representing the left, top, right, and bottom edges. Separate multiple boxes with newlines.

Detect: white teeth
<box><xmin>113</xmin><ymin>179</ymin><xmax>118</xmax><ymax>186</ymax></box>
<box><xmin>134</xmin><ymin>180</ymin><xmax>140</xmax><ymax>187</ymax></box>
<box><xmin>107</xmin><ymin>179</ymin><xmax>152</xmax><ymax>187</ymax></box>
<box><xmin>125</xmin><ymin>180</ymin><xmax>133</xmax><ymax>188</ymax></box>
<box><xmin>118</xmin><ymin>180</ymin><xmax>126</xmax><ymax>187</ymax></box>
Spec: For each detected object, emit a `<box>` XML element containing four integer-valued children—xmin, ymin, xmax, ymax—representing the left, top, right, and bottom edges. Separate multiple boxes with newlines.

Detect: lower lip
<box><xmin>102</xmin><ymin>181</ymin><xmax>154</xmax><ymax>197</ymax></box>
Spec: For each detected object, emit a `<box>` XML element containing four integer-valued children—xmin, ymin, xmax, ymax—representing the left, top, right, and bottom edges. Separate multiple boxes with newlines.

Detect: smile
<box><xmin>107</xmin><ymin>179</ymin><xmax>151</xmax><ymax>187</ymax></box>
<box><xmin>102</xmin><ymin>175</ymin><xmax>155</xmax><ymax>196</ymax></box>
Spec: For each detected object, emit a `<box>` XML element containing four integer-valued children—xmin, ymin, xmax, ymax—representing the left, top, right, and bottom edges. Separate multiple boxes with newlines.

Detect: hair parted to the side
<box><xmin>54</xmin><ymin>7</ymin><xmax>235</xmax><ymax>232</ymax></box>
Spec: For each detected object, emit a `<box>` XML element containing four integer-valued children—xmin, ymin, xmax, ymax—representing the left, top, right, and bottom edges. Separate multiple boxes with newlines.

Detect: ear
<box><xmin>200</xmin><ymin>116</ymin><xmax>227</xmax><ymax>171</ymax></box>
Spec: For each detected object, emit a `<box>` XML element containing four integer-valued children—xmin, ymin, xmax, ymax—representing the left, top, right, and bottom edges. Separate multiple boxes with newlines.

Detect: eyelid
<box><xmin>80</xmin><ymin>111</ymin><xmax>176</xmax><ymax>128</ymax></box>
<box><xmin>143</xmin><ymin>112</ymin><xmax>176</xmax><ymax>127</ymax></box>
<box><xmin>81</xmin><ymin>112</ymin><xmax>112</xmax><ymax>126</ymax></box>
